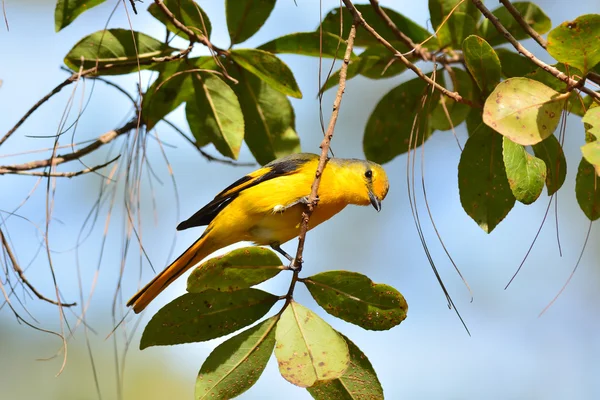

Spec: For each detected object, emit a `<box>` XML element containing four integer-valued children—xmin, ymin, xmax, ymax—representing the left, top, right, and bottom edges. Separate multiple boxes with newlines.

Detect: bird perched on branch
<box><xmin>127</xmin><ymin>153</ymin><xmax>389</xmax><ymax>313</ymax></box>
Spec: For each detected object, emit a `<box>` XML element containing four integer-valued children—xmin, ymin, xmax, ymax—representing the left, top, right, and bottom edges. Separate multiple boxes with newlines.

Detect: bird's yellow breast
<box><xmin>205</xmin><ymin>160</ymin><xmax>354</xmax><ymax>246</ymax></box>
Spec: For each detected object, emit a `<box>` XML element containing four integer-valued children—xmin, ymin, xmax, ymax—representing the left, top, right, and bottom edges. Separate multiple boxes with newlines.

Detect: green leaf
<box><xmin>356</xmin><ymin>43</ymin><xmax>408</xmax><ymax>79</ymax></box>
<box><xmin>320</xmin><ymin>4</ymin><xmax>430</xmax><ymax>47</ymax></box>
<box><xmin>196</xmin><ymin>316</ymin><xmax>277</xmax><ymax>400</ymax></box>
<box><xmin>532</xmin><ymin>135</ymin><xmax>567</xmax><ymax>195</ymax></box>
<box><xmin>502</xmin><ymin>137</ymin><xmax>546</xmax><ymax>204</ymax></box>
<box><xmin>581</xmin><ymin>107</ymin><xmax>600</xmax><ymax>171</ymax></box>
<box><xmin>363</xmin><ymin>75</ymin><xmax>441</xmax><ymax>164</ymax></box>
<box><xmin>307</xmin><ymin>335</ymin><xmax>383</xmax><ymax>400</ymax></box>
<box><xmin>576</xmin><ymin>158</ymin><xmax>600</xmax><ymax>220</ymax></box>
<box><xmin>187</xmin><ymin>246</ymin><xmax>282</xmax><ymax>293</ymax></box>
<box><xmin>226</xmin><ymin>0</ymin><xmax>276</xmax><ymax>45</ymax></box>
<box><xmin>229</xmin><ymin>66</ymin><xmax>301</xmax><ymax>165</ymax></box>
<box><xmin>319</xmin><ymin>56</ymin><xmax>379</xmax><ymax>94</ymax></box>
<box><xmin>495</xmin><ymin>48</ymin><xmax>537</xmax><ymax>78</ymax></box>
<box><xmin>140</xmin><ymin>288</ymin><xmax>277</xmax><ymax>349</ymax></box>
<box><xmin>148</xmin><ymin>0</ymin><xmax>212</xmax><ymax>40</ymax></box>
<box><xmin>55</xmin><ymin>0</ymin><xmax>107</xmax><ymax>31</ymax></box>
<box><xmin>64</xmin><ymin>29</ymin><xmax>176</xmax><ymax>75</ymax></box>
<box><xmin>483</xmin><ymin>77</ymin><xmax>566</xmax><ymax>146</ymax></box>
<box><xmin>458</xmin><ymin>124</ymin><xmax>515</xmax><ymax>233</ymax></box>
<box><xmin>303</xmin><ymin>271</ymin><xmax>407</xmax><ymax>331</ymax></box>
<box><xmin>436</xmin><ymin>12</ymin><xmax>478</xmax><ymax>49</ymax></box>
<box><xmin>430</xmin><ymin>68</ymin><xmax>475</xmax><ymax>131</ymax></box>
<box><xmin>231</xmin><ymin>49</ymin><xmax>302</xmax><ymax>99</ymax></box>
<box><xmin>142</xmin><ymin>59</ymin><xmax>204</xmax><ymax>130</ymax></box>
<box><xmin>479</xmin><ymin>2</ymin><xmax>551</xmax><ymax>47</ymax></box>
<box><xmin>462</xmin><ymin>35</ymin><xmax>501</xmax><ymax>95</ymax></box>
<box><xmin>187</xmin><ymin>72</ymin><xmax>245</xmax><ymax>159</ymax></box>
<box><xmin>547</xmin><ymin>14</ymin><xmax>600</xmax><ymax>74</ymax></box>
<box><xmin>429</xmin><ymin>0</ymin><xmax>481</xmax><ymax>32</ymax></box>
<box><xmin>466</xmin><ymin>108</ymin><xmax>483</xmax><ymax>137</ymax></box>
<box><xmin>583</xmin><ymin>106</ymin><xmax>600</xmax><ymax>139</ymax></box>
<box><xmin>258</xmin><ymin>31</ymin><xmax>351</xmax><ymax>58</ymax></box>
<box><xmin>275</xmin><ymin>301</ymin><xmax>349</xmax><ymax>387</ymax></box>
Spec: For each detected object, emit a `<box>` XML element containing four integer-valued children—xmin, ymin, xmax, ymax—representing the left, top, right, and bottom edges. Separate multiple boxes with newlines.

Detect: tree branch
<box><xmin>343</xmin><ymin>0</ymin><xmax>478</xmax><ymax>107</ymax></box>
<box><xmin>0</xmin><ymin>228</ymin><xmax>76</xmax><ymax>307</ymax></box>
<box><xmin>499</xmin><ymin>0</ymin><xmax>547</xmax><ymax>48</ymax></box>
<box><xmin>472</xmin><ymin>0</ymin><xmax>600</xmax><ymax>102</ymax></box>
<box><xmin>0</xmin><ymin>120</ymin><xmax>137</xmax><ymax>174</ymax></box>
<box><xmin>284</xmin><ymin>24</ymin><xmax>357</xmax><ymax>304</ymax></box>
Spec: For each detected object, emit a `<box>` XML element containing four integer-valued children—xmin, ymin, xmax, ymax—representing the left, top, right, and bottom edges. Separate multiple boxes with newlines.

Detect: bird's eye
<box><xmin>365</xmin><ymin>170</ymin><xmax>373</xmax><ymax>179</ymax></box>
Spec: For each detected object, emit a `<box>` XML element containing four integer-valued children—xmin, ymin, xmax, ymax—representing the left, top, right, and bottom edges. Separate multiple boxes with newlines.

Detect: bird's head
<box><xmin>363</xmin><ymin>161</ymin><xmax>389</xmax><ymax>211</ymax></box>
<box><xmin>334</xmin><ymin>159</ymin><xmax>389</xmax><ymax>211</ymax></box>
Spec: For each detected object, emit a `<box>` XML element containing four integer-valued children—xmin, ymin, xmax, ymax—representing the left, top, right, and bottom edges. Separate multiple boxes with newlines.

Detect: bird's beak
<box><xmin>369</xmin><ymin>190</ymin><xmax>381</xmax><ymax>212</ymax></box>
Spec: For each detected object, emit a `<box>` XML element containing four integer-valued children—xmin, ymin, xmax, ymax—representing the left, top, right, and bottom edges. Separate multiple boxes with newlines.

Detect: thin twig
<box><xmin>0</xmin><ymin>120</ymin><xmax>137</xmax><ymax>174</ymax></box>
<box><xmin>472</xmin><ymin>0</ymin><xmax>600</xmax><ymax>102</ymax></box>
<box><xmin>0</xmin><ymin>228</ymin><xmax>76</xmax><ymax>307</ymax></box>
<box><xmin>368</xmin><ymin>0</ymin><xmax>431</xmax><ymax>61</ymax></box>
<box><xmin>343</xmin><ymin>0</ymin><xmax>479</xmax><ymax>107</ymax></box>
<box><xmin>498</xmin><ymin>0</ymin><xmax>547</xmax><ymax>48</ymax></box>
<box><xmin>6</xmin><ymin>157</ymin><xmax>120</xmax><ymax>178</ymax></box>
<box><xmin>283</xmin><ymin>24</ymin><xmax>357</xmax><ymax>305</ymax></box>
<box><xmin>161</xmin><ymin>119</ymin><xmax>255</xmax><ymax>167</ymax></box>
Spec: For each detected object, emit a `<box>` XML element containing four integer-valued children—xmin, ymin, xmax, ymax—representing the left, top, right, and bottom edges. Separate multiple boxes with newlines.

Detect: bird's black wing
<box><xmin>176</xmin><ymin>153</ymin><xmax>317</xmax><ymax>230</ymax></box>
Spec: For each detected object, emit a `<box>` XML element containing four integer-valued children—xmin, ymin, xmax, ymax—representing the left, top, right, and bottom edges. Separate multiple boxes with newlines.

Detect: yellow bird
<box><xmin>127</xmin><ymin>153</ymin><xmax>389</xmax><ymax>313</ymax></box>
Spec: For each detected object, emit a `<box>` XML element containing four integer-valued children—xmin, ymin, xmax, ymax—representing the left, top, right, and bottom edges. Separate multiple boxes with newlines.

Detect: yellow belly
<box><xmin>204</xmin><ymin>171</ymin><xmax>349</xmax><ymax>247</ymax></box>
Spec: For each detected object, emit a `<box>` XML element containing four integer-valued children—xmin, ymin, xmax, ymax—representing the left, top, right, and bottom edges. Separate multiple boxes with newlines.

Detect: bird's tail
<box><xmin>127</xmin><ymin>235</ymin><xmax>217</xmax><ymax>313</ymax></box>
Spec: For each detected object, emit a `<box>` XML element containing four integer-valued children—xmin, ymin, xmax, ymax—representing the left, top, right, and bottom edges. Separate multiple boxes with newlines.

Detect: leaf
<box><xmin>363</xmin><ymin>75</ymin><xmax>441</xmax><ymax>164</ymax></box>
<box><xmin>319</xmin><ymin>4</ymin><xmax>430</xmax><ymax>47</ymax></box>
<box><xmin>195</xmin><ymin>316</ymin><xmax>277</xmax><ymax>400</ymax></box>
<box><xmin>303</xmin><ymin>271</ymin><xmax>407</xmax><ymax>331</ymax></box>
<box><xmin>582</xmin><ymin>101</ymin><xmax>600</xmax><ymax>138</ymax></box>
<box><xmin>428</xmin><ymin>0</ymin><xmax>481</xmax><ymax>32</ymax></box>
<box><xmin>226</xmin><ymin>0</ymin><xmax>276</xmax><ymax>45</ymax></box>
<box><xmin>148</xmin><ymin>0</ymin><xmax>212</xmax><ymax>40</ymax></box>
<box><xmin>466</xmin><ymin>108</ymin><xmax>483</xmax><ymax>137</ymax></box>
<box><xmin>458</xmin><ymin>124</ymin><xmax>515</xmax><ymax>233</ymax></box>
<box><xmin>275</xmin><ymin>301</ymin><xmax>349</xmax><ymax>387</ymax></box>
<box><xmin>187</xmin><ymin>72</ymin><xmax>245</xmax><ymax>159</ymax></box>
<box><xmin>231</xmin><ymin>49</ymin><xmax>302</xmax><ymax>99</ymax></box>
<box><xmin>356</xmin><ymin>43</ymin><xmax>408</xmax><ymax>79</ymax></box>
<box><xmin>307</xmin><ymin>335</ymin><xmax>383</xmax><ymax>400</ymax></box>
<box><xmin>319</xmin><ymin>56</ymin><xmax>379</xmax><ymax>94</ymax></box>
<box><xmin>430</xmin><ymin>68</ymin><xmax>475</xmax><ymax>131</ymax></box>
<box><xmin>479</xmin><ymin>2</ymin><xmax>551</xmax><ymax>47</ymax></box>
<box><xmin>187</xmin><ymin>246</ymin><xmax>282</xmax><ymax>293</ymax></box>
<box><xmin>140</xmin><ymin>289</ymin><xmax>278</xmax><ymax>349</ymax></box>
<box><xmin>64</xmin><ymin>29</ymin><xmax>176</xmax><ymax>75</ymax></box>
<box><xmin>502</xmin><ymin>137</ymin><xmax>546</xmax><ymax>205</ymax></box>
<box><xmin>462</xmin><ymin>35</ymin><xmax>501</xmax><ymax>95</ymax></box>
<box><xmin>547</xmin><ymin>14</ymin><xmax>600</xmax><ymax>74</ymax></box>
<box><xmin>229</xmin><ymin>66</ymin><xmax>301</xmax><ymax>165</ymax></box>
<box><xmin>483</xmin><ymin>77</ymin><xmax>566</xmax><ymax>146</ymax></box>
<box><xmin>258</xmin><ymin>31</ymin><xmax>351</xmax><ymax>58</ymax></box>
<box><xmin>576</xmin><ymin>158</ymin><xmax>600</xmax><ymax>220</ymax></box>
<box><xmin>436</xmin><ymin>12</ymin><xmax>478</xmax><ymax>49</ymax></box>
<box><xmin>142</xmin><ymin>59</ymin><xmax>205</xmax><ymax>130</ymax></box>
<box><xmin>532</xmin><ymin>135</ymin><xmax>567</xmax><ymax>195</ymax></box>
<box><xmin>581</xmin><ymin>107</ymin><xmax>600</xmax><ymax>173</ymax></box>
<box><xmin>495</xmin><ymin>48</ymin><xmax>537</xmax><ymax>78</ymax></box>
<box><xmin>55</xmin><ymin>0</ymin><xmax>107</xmax><ymax>31</ymax></box>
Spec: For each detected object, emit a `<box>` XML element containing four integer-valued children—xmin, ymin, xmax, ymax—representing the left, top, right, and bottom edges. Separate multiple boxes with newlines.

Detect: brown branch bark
<box><xmin>499</xmin><ymin>0</ymin><xmax>547</xmax><ymax>48</ymax></box>
<box><xmin>343</xmin><ymin>0</ymin><xmax>478</xmax><ymax>107</ymax></box>
<box><xmin>0</xmin><ymin>228</ymin><xmax>76</xmax><ymax>307</ymax></box>
<box><xmin>0</xmin><ymin>120</ymin><xmax>137</xmax><ymax>174</ymax></box>
<box><xmin>283</xmin><ymin>24</ymin><xmax>357</xmax><ymax>302</ymax></box>
<box><xmin>472</xmin><ymin>0</ymin><xmax>600</xmax><ymax>102</ymax></box>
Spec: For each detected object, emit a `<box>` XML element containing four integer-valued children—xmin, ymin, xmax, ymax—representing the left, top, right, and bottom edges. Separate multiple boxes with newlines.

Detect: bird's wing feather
<box><xmin>177</xmin><ymin>153</ymin><xmax>317</xmax><ymax>230</ymax></box>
